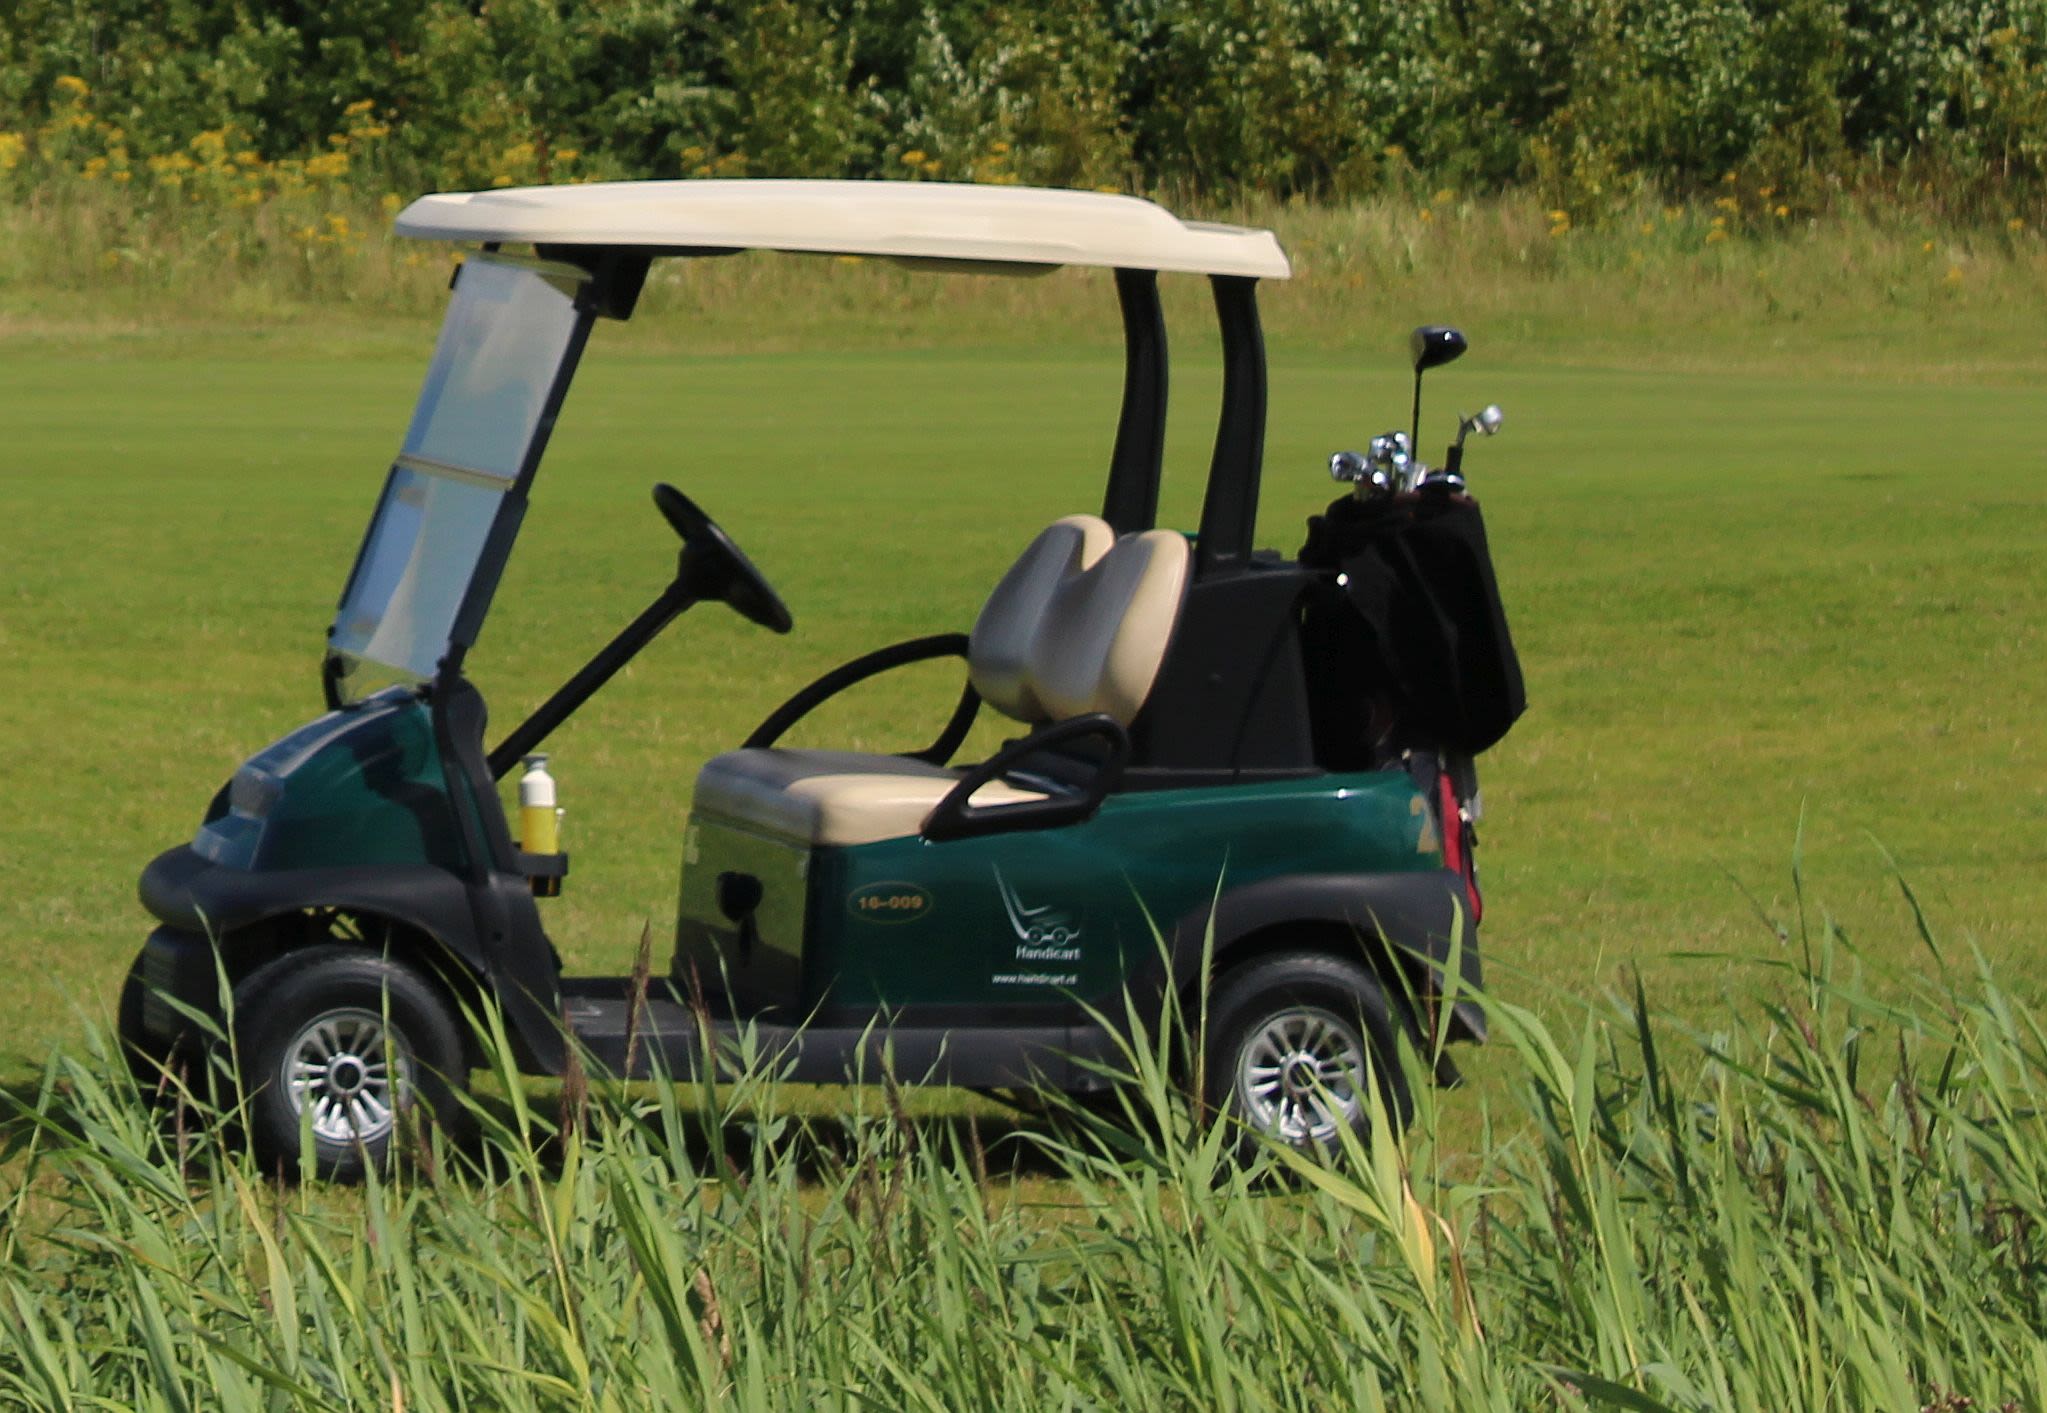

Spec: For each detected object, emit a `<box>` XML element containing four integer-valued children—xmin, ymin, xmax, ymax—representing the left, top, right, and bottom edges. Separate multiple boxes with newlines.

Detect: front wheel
<box><xmin>1204</xmin><ymin>952</ymin><xmax>1412</xmax><ymax>1157</ymax></box>
<box><xmin>232</xmin><ymin>946</ymin><xmax>472</xmax><ymax>1182</ymax></box>
<box><xmin>118</xmin><ymin>951</ymin><xmax>179</xmax><ymax>1097</ymax></box>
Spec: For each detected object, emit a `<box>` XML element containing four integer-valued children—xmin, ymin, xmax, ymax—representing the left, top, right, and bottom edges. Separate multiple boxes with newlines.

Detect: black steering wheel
<box><xmin>653</xmin><ymin>483</ymin><xmax>794</xmax><ymax>634</ymax></box>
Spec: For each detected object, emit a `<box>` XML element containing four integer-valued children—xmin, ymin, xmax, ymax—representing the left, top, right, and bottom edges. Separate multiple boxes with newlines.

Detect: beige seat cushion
<box><xmin>968</xmin><ymin>514</ymin><xmax>1114</xmax><ymax>722</ymax></box>
<box><xmin>693</xmin><ymin>748</ymin><xmax>1047</xmax><ymax>847</ymax></box>
<box><xmin>970</xmin><ymin>525</ymin><xmax>1190</xmax><ymax>727</ymax></box>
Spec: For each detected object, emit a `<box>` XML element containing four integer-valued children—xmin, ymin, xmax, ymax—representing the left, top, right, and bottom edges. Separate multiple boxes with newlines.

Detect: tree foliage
<box><xmin>4</xmin><ymin>0</ymin><xmax>2047</xmax><ymax>216</ymax></box>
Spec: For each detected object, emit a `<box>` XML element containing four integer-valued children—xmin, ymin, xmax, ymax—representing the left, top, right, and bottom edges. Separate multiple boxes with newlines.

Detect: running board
<box><xmin>560</xmin><ymin>988</ymin><xmax>1090</xmax><ymax>1089</ymax></box>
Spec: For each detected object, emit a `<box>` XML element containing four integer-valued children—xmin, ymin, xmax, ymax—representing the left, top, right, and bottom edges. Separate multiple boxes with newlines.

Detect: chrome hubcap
<box><xmin>282</xmin><ymin>1009</ymin><xmax>411</xmax><ymax>1145</ymax></box>
<box><xmin>1237</xmin><ymin>1006</ymin><xmax>1367</xmax><ymax>1145</ymax></box>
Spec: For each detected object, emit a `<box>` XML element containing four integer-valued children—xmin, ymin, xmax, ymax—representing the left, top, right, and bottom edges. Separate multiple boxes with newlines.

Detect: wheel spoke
<box><xmin>360</xmin><ymin>1090</ymin><xmax>392</xmax><ymax>1129</ymax></box>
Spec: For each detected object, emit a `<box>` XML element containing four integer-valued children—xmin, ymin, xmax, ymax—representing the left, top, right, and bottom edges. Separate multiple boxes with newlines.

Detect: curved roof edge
<box><xmin>395</xmin><ymin>179</ymin><xmax>1291</xmax><ymax>280</ymax></box>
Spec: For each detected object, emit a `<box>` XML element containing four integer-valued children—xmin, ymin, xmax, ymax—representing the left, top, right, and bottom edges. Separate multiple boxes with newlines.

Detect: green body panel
<box><xmin>191</xmin><ymin>688</ymin><xmax>465</xmax><ymax>874</ymax></box>
<box><xmin>676</xmin><ymin>769</ymin><xmax>1441</xmax><ymax>1016</ymax></box>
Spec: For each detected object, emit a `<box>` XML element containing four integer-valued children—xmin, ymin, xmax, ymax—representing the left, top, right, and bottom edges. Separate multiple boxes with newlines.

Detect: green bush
<box><xmin>4</xmin><ymin>0</ymin><xmax>2047</xmax><ymax>221</ymax></box>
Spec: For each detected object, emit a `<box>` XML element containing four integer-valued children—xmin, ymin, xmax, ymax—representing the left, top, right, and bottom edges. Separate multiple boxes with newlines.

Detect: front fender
<box><xmin>138</xmin><ymin>844</ymin><xmax>565</xmax><ymax>1071</ymax></box>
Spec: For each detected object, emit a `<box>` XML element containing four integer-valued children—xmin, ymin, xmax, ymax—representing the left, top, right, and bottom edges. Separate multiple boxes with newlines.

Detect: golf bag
<box><xmin>1298</xmin><ymin>490</ymin><xmax>1525</xmax><ymax>763</ymax></box>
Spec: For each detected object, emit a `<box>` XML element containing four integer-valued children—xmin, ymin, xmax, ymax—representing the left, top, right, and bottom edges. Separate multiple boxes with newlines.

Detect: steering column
<box><xmin>485</xmin><ymin>483</ymin><xmax>791</xmax><ymax>780</ymax></box>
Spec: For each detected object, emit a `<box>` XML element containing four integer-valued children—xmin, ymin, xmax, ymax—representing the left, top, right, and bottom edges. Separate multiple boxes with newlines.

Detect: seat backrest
<box><xmin>969</xmin><ymin>515</ymin><xmax>1190</xmax><ymax>727</ymax></box>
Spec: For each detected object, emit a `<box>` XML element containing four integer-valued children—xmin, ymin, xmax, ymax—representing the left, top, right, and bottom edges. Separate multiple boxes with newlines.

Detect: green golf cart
<box><xmin>125</xmin><ymin>180</ymin><xmax>1516</xmax><ymax>1180</ymax></box>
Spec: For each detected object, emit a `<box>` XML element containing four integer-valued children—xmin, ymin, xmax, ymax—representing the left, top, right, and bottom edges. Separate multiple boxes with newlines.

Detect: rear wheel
<box><xmin>232</xmin><ymin>946</ymin><xmax>471</xmax><ymax>1182</ymax></box>
<box><xmin>1204</xmin><ymin>951</ymin><xmax>1411</xmax><ymax>1157</ymax></box>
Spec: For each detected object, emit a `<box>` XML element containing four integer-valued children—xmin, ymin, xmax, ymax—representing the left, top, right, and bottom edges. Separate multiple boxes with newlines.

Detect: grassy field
<box><xmin>2</xmin><ymin>217</ymin><xmax>2045</xmax><ymax>1403</ymax></box>
<box><xmin>3</xmin><ymin>257</ymin><xmax>2044</xmax><ymax>1082</ymax></box>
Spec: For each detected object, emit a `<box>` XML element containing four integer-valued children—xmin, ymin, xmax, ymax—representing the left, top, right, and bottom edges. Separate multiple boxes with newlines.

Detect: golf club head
<box><xmin>1410</xmin><ymin>325</ymin><xmax>1468</xmax><ymax>373</ymax></box>
<box><xmin>1461</xmin><ymin>404</ymin><xmax>1505</xmax><ymax>439</ymax></box>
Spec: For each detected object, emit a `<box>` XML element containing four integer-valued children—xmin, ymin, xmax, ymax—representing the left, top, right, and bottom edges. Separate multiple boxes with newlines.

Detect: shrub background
<box><xmin>3</xmin><ymin>0</ymin><xmax>2047</xmax><ymax>221</ymax></box>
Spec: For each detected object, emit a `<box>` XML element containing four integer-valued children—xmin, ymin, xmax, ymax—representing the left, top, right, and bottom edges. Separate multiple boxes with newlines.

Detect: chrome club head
<box><xmin>1459</xmin><ymin>404</ymin><xmax>1505</xmax><ymax>441</ymax></box>
<box><xmin>1326</xmin><ymin>442</ymin><xmax>1408</xmax><ymax>503</ymax></box>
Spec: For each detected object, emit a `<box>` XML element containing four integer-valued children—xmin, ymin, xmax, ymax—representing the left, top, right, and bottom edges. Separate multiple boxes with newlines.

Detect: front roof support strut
<box><xmin>1194</xmin><ymin>275</ymin><xmax>1268</xmax><ymax>576</ymax></box>
<box><xmin>1102</xmin><ymin>267</ymin><xmax>1168</xmax><ymax>534</ymax></box>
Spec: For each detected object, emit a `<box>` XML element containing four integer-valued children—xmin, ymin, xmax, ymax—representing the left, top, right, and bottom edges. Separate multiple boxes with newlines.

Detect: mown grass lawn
<box><xmin>2</xmin><ymin>292</ymin><xmax>2042</xmax><ymax>1090</ymax></box>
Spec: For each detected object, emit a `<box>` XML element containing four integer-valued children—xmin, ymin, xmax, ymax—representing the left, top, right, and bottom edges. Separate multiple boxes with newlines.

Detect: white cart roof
<box><xmin>395</xmin><ymin>179</ymin><xmax>1291</xmax><ymax>280</ymax></box>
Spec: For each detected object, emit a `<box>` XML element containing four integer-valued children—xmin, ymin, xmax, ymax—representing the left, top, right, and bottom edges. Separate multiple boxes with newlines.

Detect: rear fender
<box><xmin>1163</xmin><ymin>869</ymin><xmax>1485</xmax><ymax>1043</ymax></box>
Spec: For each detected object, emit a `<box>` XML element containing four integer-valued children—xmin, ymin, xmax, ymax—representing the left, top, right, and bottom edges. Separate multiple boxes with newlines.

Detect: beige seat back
<box><xmin>968</xmin><ymin>515</ymin><xmax>1190</xmax><ymax>727</ymax></box>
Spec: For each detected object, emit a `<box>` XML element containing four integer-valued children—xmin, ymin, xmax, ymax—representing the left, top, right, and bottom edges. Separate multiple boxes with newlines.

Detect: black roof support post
<box><xmin>1102</xmin><ymin>268</ymin><xmax>1168</xmax><ymax>534</ymax></box>
<box><xmin>1194</xmin><ymin>275</ymin><xmax>1268</xmax><ymax>576</ymax></box>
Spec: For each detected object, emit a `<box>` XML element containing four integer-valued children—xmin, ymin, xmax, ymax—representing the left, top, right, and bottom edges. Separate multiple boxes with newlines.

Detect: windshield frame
<box><xmin>325</xmin><ymin>251</ymin><xmax>599</xmax><ymax>704</ymax></box>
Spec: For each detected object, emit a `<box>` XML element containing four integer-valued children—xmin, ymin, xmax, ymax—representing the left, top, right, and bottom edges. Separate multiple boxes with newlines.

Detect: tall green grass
<box><xmin>3</xmin><ymin>888</ymin><xmax>2041</xmax><ymax>1408</ymax></box>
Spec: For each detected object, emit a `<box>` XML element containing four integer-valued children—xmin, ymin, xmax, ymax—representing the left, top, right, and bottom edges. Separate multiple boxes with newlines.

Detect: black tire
<box><xmin>231</xmin><ymin>945</ymin><xmax>473</xmax><ymax>1183</ymax></box>
<box><xmin>1203</xmin><ymin>951</ymin><xmax>1412</xmax><ymax>1158</ymax></box>
<box><xmin>118</xmin><ymin>950</ymin><xmax>193</xmax><ymax>1101</ymax></box>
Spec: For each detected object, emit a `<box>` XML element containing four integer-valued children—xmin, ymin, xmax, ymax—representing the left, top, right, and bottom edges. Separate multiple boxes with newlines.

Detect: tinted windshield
<box><xmin>328</xmin><ymin>254</ymin><xmax>589</xmax><ymax>696</ymax></box>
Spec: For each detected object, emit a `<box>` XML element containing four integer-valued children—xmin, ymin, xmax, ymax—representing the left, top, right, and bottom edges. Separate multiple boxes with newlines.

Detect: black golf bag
<box><xmin>1298</xmin><ymin>489</ymin><xmax>1525</xmax><ymax>767</ymax></box>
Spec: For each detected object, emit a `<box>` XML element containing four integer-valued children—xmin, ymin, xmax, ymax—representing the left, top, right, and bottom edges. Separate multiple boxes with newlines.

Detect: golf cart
<box><xmin>125</xmin><ymin>180</ymin><xmax>1521</xmax><ymax>1179</ymax></box>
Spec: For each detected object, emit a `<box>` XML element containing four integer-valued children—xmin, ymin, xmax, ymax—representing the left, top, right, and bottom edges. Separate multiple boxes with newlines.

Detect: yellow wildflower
<box><xmin>1705</xmin><ymin>228</ymin><xmax>1729</xmax><ymax>244</ymax></box>
<box><xmin>553</xmin><ymin>148</ymin><xmax>579</xmax><ymax>163</ymax></box>
<box><xmin>1922</xmin><ymin>240</ymin><xmax>1936</xmax><ymax>252</ymax></box>
<box><xmin>380</xmin><ymin>192</ymin><xmax>402</xmax><ymax>214</ymax></box>
<box><xmin>53</xmin><ymin>75</ymin><xmax>89</xmax><ymax>99</ymax></box>
<box><xmin>343</xmin><ymin>99</ymin><xmax>376</xmax><ymax>118</ymax></box>
<box><xmin>1713</xmin><ymin>196</ymin><xmax>1739</xmax><ymax>212</ymax></box>
<box><xmin>901</xmin><ymin>149</ymin><xmax>927</xmax><ymax>166</ymax></box>
<box><xmin>1775</xmin><ymin>204</ymin><xmax>1789</xmax><ymax>218</ymax></box>
<box><xmin>2009</xmin><ymin>217</ymin><xmax>2026</xmax><ymax>232</ymax></box>
<box><xmin>1945</xmin><ymin>265</ymin><xmax>1964</xmax><ymax>284</ymax></box>
<box><xmin>1639</xmin><ymin>221</ymin><xmax>1655</xmax><ymax>236</ymax></box>
<box><xmin>0</xmin><ymin>133</ymin><xmax>24</xmax><ymax>172</ymax></box>
<box><xmin>1433</xmin><ymin>187</ymin><xmax>1454</xmax><ymax>205</ymax></box>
